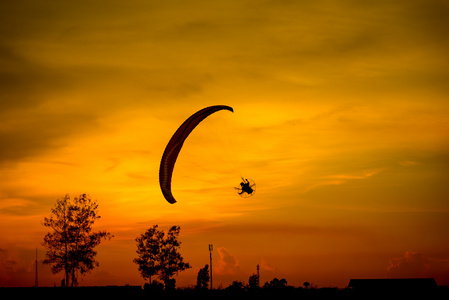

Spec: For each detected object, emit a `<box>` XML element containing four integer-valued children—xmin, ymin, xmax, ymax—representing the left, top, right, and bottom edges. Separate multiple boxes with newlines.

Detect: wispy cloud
<box><xmin>387</xmin><ymin>251</ymin><xmax>430</xmax><ymax>278</ymax></box>
<box><xmin>260</xmin><ymin>258</ymin><xmax>275</xmax><ymax>273</ymax></box>
<box><xmin>0</xmin><ymin>0</ymin><xmax>448</xmax><ymax>288</ymax></box>
<box><xmin>302</xmin><ymin>168</ymin><xmax>383</xmax><ymax>193</ymax></box>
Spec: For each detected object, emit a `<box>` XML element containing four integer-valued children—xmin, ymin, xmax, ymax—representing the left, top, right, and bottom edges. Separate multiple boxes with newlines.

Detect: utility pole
<box><xmin>209</xmin><ymin>244</ymin><xmax>213</xmax><ymax>290</ymax></box>
<box><xmin>34</xmin><ymin>248</ymin><xmax>38</xmax><ymax>287</ymax></box>
<box><xmin>257</xmin><ymin>264</ymin><xmax>260</xmax><ymax>287</ymax></box>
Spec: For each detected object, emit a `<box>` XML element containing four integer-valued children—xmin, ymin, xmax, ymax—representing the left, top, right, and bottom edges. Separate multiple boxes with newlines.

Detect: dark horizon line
<box><xmin>1</xmin><ymin>277</ymin><xmax>447</xmax><ymax>289</ymax></box>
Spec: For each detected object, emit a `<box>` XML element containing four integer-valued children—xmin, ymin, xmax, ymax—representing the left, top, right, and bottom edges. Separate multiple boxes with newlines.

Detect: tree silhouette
<box><xmin>134</xmin><ymin>225</ymin><xmax>191</xmax><ymax>289</ymax></box>
<box><xmin>196</xmin><ymin>264</ymin><xmax>210</xmax><ymax>290</ymax></box>
<box><xmin>134</xmin><ymin>225</ymin><xmax>164</xmax><ymax>284</ymax></box>
<box><xmin>303</xmin><ymin>281</ymin><xmax>310</xmax><ymax>289</ymax></box>
<box><xmin>226</xmin><ymin>280</ymin><xmax>246</xmax><ymax>291</ymax></box>
<box><xmin>248</xmin><ymin>273</ymin><xmax>260</xmax><ymax>289</ymax></box>
<box><xmin>159</xmin><ymin>226</ymin><xmax>191</xmax><ymax>288</ymax></box>
<box><xmin>42</xmin><ymin>194</ymin><xmax>112</xmax><ymax>287</ymax></box>
<box><xmin>263</xmin><ymin>278</ymin><xmax>288</xmax><ymax>289</ymax></box>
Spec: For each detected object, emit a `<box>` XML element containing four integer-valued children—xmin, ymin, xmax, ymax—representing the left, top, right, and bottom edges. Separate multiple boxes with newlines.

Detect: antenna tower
<box><xmin>209</xmin><ymin>244</ymin><xmax>213</xmax><ymax>290</ymax></box>
<box><xmin>34</xmin><ymin>248</ymin><xmax>38</xmax><ymax>287</ymax></box>
<box><xmin>257</xmin><ymin>264</ymin><xmax>260</xmax><ymax>287</ymax></box>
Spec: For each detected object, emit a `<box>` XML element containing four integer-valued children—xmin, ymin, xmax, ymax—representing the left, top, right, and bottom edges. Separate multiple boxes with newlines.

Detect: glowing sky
<box><xmin>1</xmin><ymin>0</ymin><xmax>449</xmax><ymax>288</ymax></box>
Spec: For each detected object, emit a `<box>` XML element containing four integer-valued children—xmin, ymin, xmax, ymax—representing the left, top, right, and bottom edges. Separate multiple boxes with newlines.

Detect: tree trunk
<box><xmin>65</xmin><ymin>269</ymin><xmax>69</xmax><ymax>288</ymax></box>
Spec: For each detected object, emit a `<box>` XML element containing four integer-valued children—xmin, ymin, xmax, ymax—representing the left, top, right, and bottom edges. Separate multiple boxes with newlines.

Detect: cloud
<box><xmin>387</xmin><ymin>251</ymin><xmax>430</xmax><ymax>278</ymax></box>
<box><xmin>302</xmin><ymin>168</ymin><xmax>383</xmax><ymax>193</ymax></box>
<box><xmin>215</xmin><ymin>247</ymin><xmax>240</xmax><ymax>275</ymax></box>
<box><xmin>0</xmin><ymin>198</ymin><xmax>39</xmax><ymax>216</ymax></box>
<box><xmin>0</xmin><ymin>0</ymin><xmax>448</xmax><ymax>288</ymax></box>
<box><xmin>260</xmin><ymin>258</ymin><xmax>275</xmax><ymax>273</ymax></box>
<box><xmin>0</xmin><ymin>43</ymin><xmax>104</xmax><ymax>167</ymax></box>
<box><xmin>324</xmin><ymin>168</ymin><xmax>383</xmax><ymax>180</ymax></box>
<box><xmin>398</xmin><ymin>160</ymin><xmax>418</xmax><ymax>167</ymax></box>
<box><xmin>0</xmin><ymin>247</ymin><xmax>28</xmax><ymax>286</ymax></box>
<box><xmin>0</xmin><ymin>110</ymin><xmax>99</xmax><ymax>165</ymax></box>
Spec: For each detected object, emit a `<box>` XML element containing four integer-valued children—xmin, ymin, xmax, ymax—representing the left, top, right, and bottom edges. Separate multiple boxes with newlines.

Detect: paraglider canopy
<box><xmin>159</xmin><ymin>105</ymin><xmax>234</xmax><ymax>204</ymax></box>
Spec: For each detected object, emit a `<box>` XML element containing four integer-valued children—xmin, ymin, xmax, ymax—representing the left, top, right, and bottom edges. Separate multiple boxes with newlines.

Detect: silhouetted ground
<box><xmin>1</xmin><ymin>285</ymin><xmax>448</xmax><ymax>300</ymax></box>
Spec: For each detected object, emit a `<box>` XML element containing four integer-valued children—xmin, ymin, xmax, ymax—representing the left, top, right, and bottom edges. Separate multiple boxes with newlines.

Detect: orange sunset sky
<box><xmin>1</xmin><ymin>0</ymin><xmax>449</xmax><ymax>288</ymax></box>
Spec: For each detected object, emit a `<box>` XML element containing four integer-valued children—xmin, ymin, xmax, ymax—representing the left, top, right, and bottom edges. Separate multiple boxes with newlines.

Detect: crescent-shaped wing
<box><xmin>159</xmin><ymin>105</ymin><xmax>234</xmax><ymax>204</ymax></box>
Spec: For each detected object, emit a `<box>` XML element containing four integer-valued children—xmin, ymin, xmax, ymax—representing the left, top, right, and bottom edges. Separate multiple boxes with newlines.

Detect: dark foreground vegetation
<box><xmin>1</xmin><ymin>284</ymin><xmax>448</xmax><ymax>300</ymax></box>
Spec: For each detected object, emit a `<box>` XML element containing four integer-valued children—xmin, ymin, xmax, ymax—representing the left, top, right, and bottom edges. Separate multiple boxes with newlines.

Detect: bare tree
<box><xmin>42</xmin><ymin>194</ymin><xmax>112</xmax><ymax>286</ymax></box>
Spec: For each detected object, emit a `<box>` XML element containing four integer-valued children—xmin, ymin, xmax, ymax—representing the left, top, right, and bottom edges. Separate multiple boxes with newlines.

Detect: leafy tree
<box><xmin>42</xmin><ymin>194</ymin><xmax>112</xmax><ymax>287</ymax></box>
<box><xmin>248</xmin><ymin>273</ymin><xmax>260</xmax><ymax>289</ymax></box>
<box><xmin>159</xmin><ymin>226</ymin><xmax>191</xmax><ymax>287</ymax></box>
<box><xmin>134</xmin><ymin>225</ymin><xmax>164</xmax><ymax>284</ymax></box>
<box><xmin>134</xmin><ymin>225</ymin><xmax>191</xmax><ymax>289</ymax></box>
<box><xmin>303</xmin><ymin>281</ymin><xmax>310</xmax><ymax>289</ymax></box>
<box><xmin>226</xmin><ymin>280</ymin><xmax>246</xmax><ymax>292</ymax></box>
<box><xmin>196</xmin><ymin>264</ymin><xmax>210</xmax><ymax>289</ymax></box>
<box><xmin>263</xmin><ymin>278</ymin><xmax>288</xmax><ymax>289</ymax></box>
